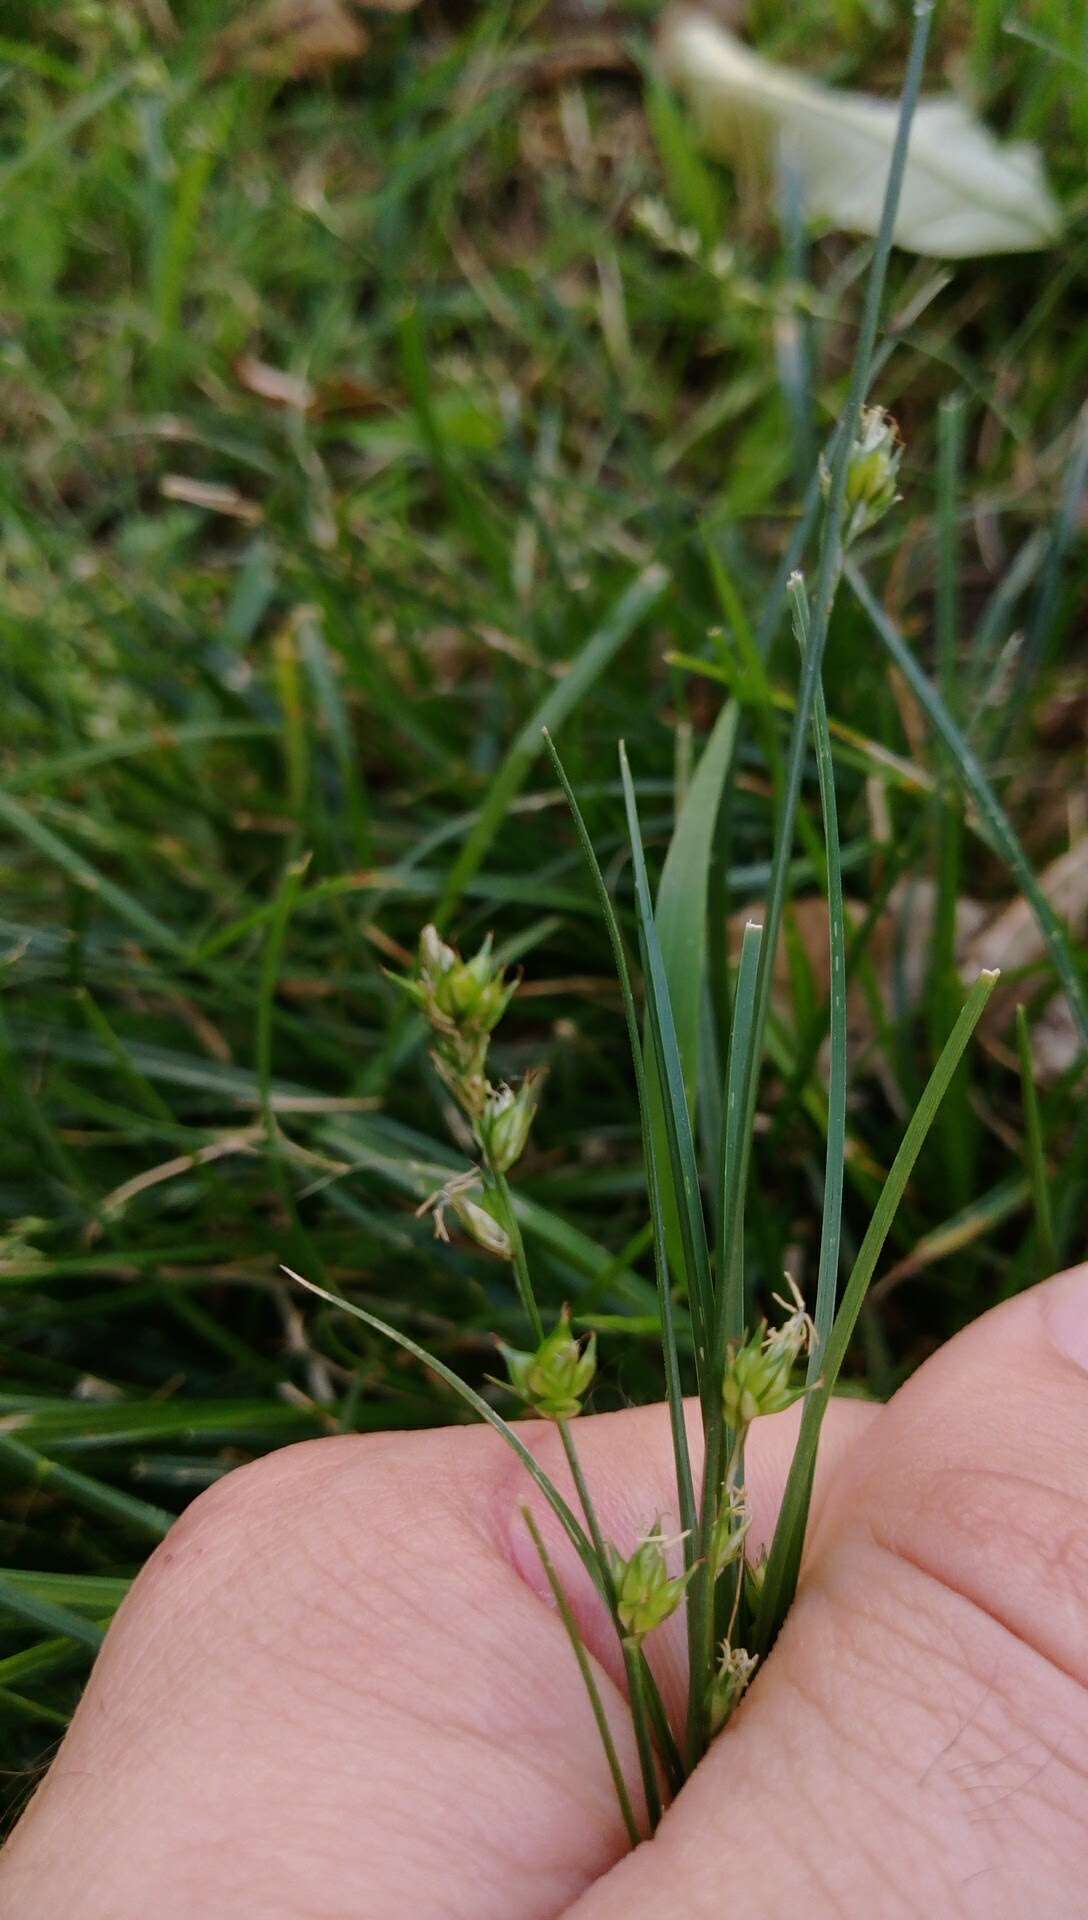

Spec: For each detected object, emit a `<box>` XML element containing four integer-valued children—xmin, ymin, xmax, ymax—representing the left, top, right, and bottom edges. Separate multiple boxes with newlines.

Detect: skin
<box><xmin>3</xmin><ymin>1265</ymin><xmax>1088</xmax><ymax>1918</ymax></box>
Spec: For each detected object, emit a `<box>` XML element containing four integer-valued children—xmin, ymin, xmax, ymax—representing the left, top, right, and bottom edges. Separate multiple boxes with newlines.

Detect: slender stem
<box><xmin>751</xmin><ymin>968</ymin><xmax>1000</xmax><ymax>1657</ymax></box>
<box><xmin>489</xmin><ymin>1164</ymin><xmax>543</xmax><ymax>1342</ymax></box>
<box><xmin>521</xmin><ymin>1507</ymin><xmax>642</xmax><ymax>1848</ymax></box>
<box><xmin>846</xmin><ymin>558</ymin><xmax>1088</xmax><ymax>1050</ymax></box>
<box><xmin>623</xmin><ymin>1640</ymin><xmax>663</xmax><ymax>1831</ymax></box>
<box><xmin>687</xmin><ymin>922</ymin><xmax>761</xmax><ymax>1766</ymax></box>
<box><xmin>287</xmin><ymin>1269</ymin><xmax>601</xmax><ymax>1578</ymax></box>
<box><xmin>710</xmin><ymin>1430</ymin><xmax>749</xmax><ymax>1710</ymax></box>
<box><xmin>1016</xmin><ymin>1005</ymin><xmax>1058</xmax><ymax>1277</ymax></box>
<box><xmin>559</xmin><ymin>1420</ymin><xmax>683</xmax><ymax>1804</ymax></box>
<box><xmin>559</xmin><ymin>1421</ymin><xmax>610</xmax><ymax>1568</ymax></box>
<box><xmin>728</xmin><ymin>0</ymin><xmax>936</xmax><ymax>1296</ymax></box>
<box><xmin>544</xmin><ymin>733</ymin><xmax>697</xmax><ymax>1767</ymax></box>
<box><xmin>791</xmin><ymin>575</ymin><xmax>846</xmax><ymax>1382</ymax></box>
<box><xmin>690</xmin><ymin>0</ymin><xmax>935</xmax><ymax>1718</ymax></box>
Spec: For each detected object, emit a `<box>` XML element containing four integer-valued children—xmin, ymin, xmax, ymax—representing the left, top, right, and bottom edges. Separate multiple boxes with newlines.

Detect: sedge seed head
<box><xmin>821</xmin><ymin>405</ymin><xmax>903</xmax><ymax>546</ymax></box>
<box><xmin>477</xmin><ymin>1072</ymin><xmax>544</xmax><ymax>1174</ymax></box>
<box><xmin>722</xmin><ymin>1274</ymin><xmax>813</xmax><ymax>1428</ymax></box>
<box><xmin>500</xmin><ymin>1308</ymin><xmax>596</xmax><ymax>1420</ymax></box>
<box><xmin>709</xmin><ymin>1643</ymin><xmax>759</xmax><ymax>1735</ymax></box>
<box><xmin>607</xmin><ymin>1521</ymin><xmax>694</xmax><ymax>1641</ymax></box>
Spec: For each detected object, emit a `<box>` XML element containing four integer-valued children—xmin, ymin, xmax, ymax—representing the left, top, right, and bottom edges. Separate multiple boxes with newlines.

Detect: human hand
<box><xmin>4</xmin><ymin>1267</ymin><xmax>1087</xmax><ymax>1918</ymax></box>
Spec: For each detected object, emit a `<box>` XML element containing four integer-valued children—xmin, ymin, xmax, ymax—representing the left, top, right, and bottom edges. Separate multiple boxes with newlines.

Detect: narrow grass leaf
<box><xmin>0</xmin><ymin>1633</ymin><xmax>107</xmax><ymax>1691</ymax></box>
<box><xmin>1016</xmin><ymin>1005</ymin><xmax>1059</xmax><ymax>1276</ymax></box>
<box><xmin>542</xmin><ymin>735</ymin><xmax>696</xmax><ymax>1547</ymax></box>
<box><xmin>521</xmin><ymin>1507</ymin><xmax>641</xmax><ymax>1846</ymax></box>
<box><xmin>753</xmin><ymin>967</ymin><xmax>1000</xmax><ymax>1657</ymax></box>
<box><xmin>719</xmin><ymin>3</ymin><xmax>935</xmax><ymax>1353</ymax></box>
<box><xmin>652</xmin><ymin>701</ymin><xmax>739</xmax><ymax>1113</ymax></box>
<box><xmin>846</xmin><ymin>561</ymin><xmax>1088</xmax><ymax>1050</ymax></box>
<box><xmin>437</xmin><ymin>565</ymin><xmax>668</xmax><ymax>924</ymax></box>
<box><xmin>647</xmin><ymin>701</ymin><xmax>738</xmax><ymax>1279</ymax></box>
<box><xmin>0</xmin><ymin>722</ymin><xmax>277</xmax><ymax>795</ymax></box>
<box><xmin>554</xmin><ymin>1421</ymin><xmax>673</xmax><ymax>1817</ymax></box>
<box><xmin>790</xmin><ymin>574</ymin><xmax>847</xmax><ymax>1379</ymax></box>
<box><xmin>619</xmin><ymin>744</ymin><xmax>715</xmax><ymax>1391</ymax></box>
<box><xmin>687</xmin><ymin>915</ymin><xmax>762</xmax><ymax>1762</ymax></box>
<box><xmin>999</xmin><ymin>406</ymin><xmax>1088</xmax><ymax>743</ymax></box>
<box><xmin>284</xmin><ymin>1269</ymin><xmax>599</xmax><ymax>1576</ymax></box>
<box><xmin>0</xmin><ymin>1685</ymin><xmax>70</xmax><ymax>1728</ymax></box>
<box><xmin>0</xmin><ymin>791</ymin><xmax>188</xmax><ymax>958</ymax></box>
<box><xmin>0</xmin><ymin>1574</ymin><xmax>105</xmax><ymax>1653</ymax></box>
<box><xmin>716</xmin><ymin>920</ymin><xmax>764</xmax><ymax>1353</ymax></box>
<box><xmin>0</xmin><ymin>1571</ymin><xmax>129</xmax><ymax>1618</ymax></box>
<box><xmin>0</xmin><ymin>1434</ymin><xmax>172</xmax><ymax>1544</ymax></box>
<box><xmin>873</xmin><ymin>1173</ymin><xmax>1030</xmax><ymax>1296</ymax></box>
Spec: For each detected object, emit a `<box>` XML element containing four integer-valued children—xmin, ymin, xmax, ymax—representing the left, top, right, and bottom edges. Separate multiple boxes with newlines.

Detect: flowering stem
<box><xmin>623</xmin><ymin>1639</ymin><xmax>663</xmax><ymax>1832</ymax></box>
<box><xmin>558</xmin><ymin>1420</ymin><xmax>683</xmax><ymax>1809</ymax></box>
<box><xmin>488</xmin><ymin>1163</ymin><xmax>543</xmax><ymax>1342</ymax></box>
<box><xmin>521</xmin><ymin>1507</ymin><xmax>642</xmax><ymax>1848</ymax></box>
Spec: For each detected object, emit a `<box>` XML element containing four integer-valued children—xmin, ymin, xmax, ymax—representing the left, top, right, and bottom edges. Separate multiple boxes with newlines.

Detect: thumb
<box><xmin>567</xmin><ymin>1264</ymin><xmax>1088</xmax><ymax>1919</ymax></box>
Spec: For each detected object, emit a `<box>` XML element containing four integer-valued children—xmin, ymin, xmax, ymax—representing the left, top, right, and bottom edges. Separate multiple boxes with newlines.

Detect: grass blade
<box><xmin>437</xmin><ymin>565</ymin><xmax>668</xmax><ymax>925</ymax></box>
<box><xmin>845</xmin><ymin>561</ymin><xmax>1088</xmax><ymax>1050</ymax></box>
<box><xmin>521</xmin><ymin>1507</ymin><xmax>641</xmax><ymax>1847</ymax></box>
<box><xmin>1016</xmin><ymin>1005</ymin><xmax>1059</xmax><ymax>1277</ymax></box>
<box><xmin>291</xmin><ymin>1264</ymin><xmax>678</xmax><ymax>1807</ymax></box>
<box><xmin>652</xmin><ymin>701</ymin><xmax>739</xmax><ymax>1114</ymax></box>
<box><xmin>0</xmin><ymin>1686</ymin><xmax>70</xmax><ymax>1728</ymax></box>
<box><xmin>0</xmin><ymin>1574</ymin><xmax>105</xmax><ymax>1654</ymax></box>
<box><xmin>0</xmin><ymin>790</ymin><xmax>187</xmax><ymax>959</ymax></box>
<box><xmin>713</xmin><ymin>1</ymin><xmax>935</xmax><ymax>1353</ymax></box>
<box><xmin>790</xmin><ymin>574</ymin><xmax>847</xmax><ymax>1380</ymax></box>
<box><xmin>687</xmin><ymin>916</ymin><xmax>762</xmax><ymax>1762</ymax></box>
<box><xmin>284</xmin><ymin>1269</ymin><xmax>600</xmax><ymax>1577</ymax></box>
<box><xmin>647</xmin><ymin>700</ymin><xmax>739</xmax><ymax>1283</ymax></box>
<box><xmin>0</xmin><ymin>1433</ymin><xmax>172</xmax><ymax>1544</ymax></box>
<box><xmin>542</xmin><ymin>733</ymin><xmax>696</xmax><ymax>1545</ymax></box>
<box><xmin>716</xmin><ymin>921</ymin><xmax>765</xmax><ymax>1355</ymax></box>
<box><xmin>619</xmin><ymin>745</ymin><xmax>716</xmax><ymax>1391</ymax></box>
<box><xmin>753</xmin><ymin>967</ymin><xmax>1000</xmax><ymax>1657</ymax></box>
<box><xmin>555</xmin><ymin>1422</ymin><xmax>681</xmax><ymax>1807</ymax></box>
<box><xmin>544</xmin><ymin>733</ymin><xmax>693</xmax><ymax>1797</ymax></box>
<box><xmin>995</xmin><ymin>405</ymin><xmax>1088</xmax><ymax>751</ymax></box>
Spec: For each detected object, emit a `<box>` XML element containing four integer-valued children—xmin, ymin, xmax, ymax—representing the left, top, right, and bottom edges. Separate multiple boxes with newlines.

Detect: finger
<box><xmin>565</xmin><ymin>1266</ymin><xmax>1088</xmax><ymax>1920</ymax></box>
<box><xmin>511</xmin><ymin>1391</ymin><xmax>875</xmax><ymax>1731</ymax></box>
<box><xmin>0</xmin><ymin>1396</ymin><xmax>872</xmax><ymax>1920</ymax></box>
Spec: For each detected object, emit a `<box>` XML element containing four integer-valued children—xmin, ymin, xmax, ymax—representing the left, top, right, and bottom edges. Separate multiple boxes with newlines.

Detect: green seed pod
<box><xmin>822</xmin><ymin>405</ymin><xmax>903</xmax><ymax>544</ymax></box>
<box><xmin>477</xmin><ymin>1073</ymin><xmax>544</xmax><ymax>1173</ymax></box>
<box><xmin>397</xmin><ymin>927</ymin><xmax>517</xmax><ymax>1043</ymax></box>
<box><xmin>448</xmin><ymin>1191</ymin><xmax>512</xmax><ymax>1260</ymax></box>
<box><xmin>710</xmin><ymin>1487</ymin><xmax>752</xmax><ymax>1575</ymax></box>
<box><xmin>395</xmin><ymin>926</ymin><xmax>523</xmax><ymax>1118</ymax></box>
<box><xmin>722</xmin><ymin>1276</ymin><xmax>813</xmax><ymax>1428</ymax></box>
<box><xmin>744</xmin><ymin>1548</ymin><xmax>768</xmax><ymax>1608</ymax></box>
<box><xmin>709</xmin><ymin>1644</ymin><xmax>758</xmax><ymax>1736</ymax></box>
<box><xmin>721</xmin><ymin>1329</ymin><xmax>802</xmax><ymax>1426</ymax></box>
<box><xmin>607</xmin><ymin>1523</ymin><xmax>694</xmax><ymax>1641</ymax></box>
<box><xmin>499</xmin><ymin>1309</ymin><xmax>596</xmax><ymax>1420</ymax></box>
<box><xmin>427</xmin><ymin>931</ymin><xmax>517</xmax><ymax>1032</ymax></box>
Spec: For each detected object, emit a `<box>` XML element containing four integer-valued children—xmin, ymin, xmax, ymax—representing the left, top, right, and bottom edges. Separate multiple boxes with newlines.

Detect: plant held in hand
<box><xmin>290</xmin><ymin>2</ymin><xmax>1007</xmax><ymax>1841</ymax></box>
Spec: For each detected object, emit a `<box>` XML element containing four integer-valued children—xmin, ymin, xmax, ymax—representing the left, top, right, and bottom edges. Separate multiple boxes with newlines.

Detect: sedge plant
<box><xmin>288</xmin><ymin>2</ymin><xmax>1009</xmax><ymax>1836</ymax></box>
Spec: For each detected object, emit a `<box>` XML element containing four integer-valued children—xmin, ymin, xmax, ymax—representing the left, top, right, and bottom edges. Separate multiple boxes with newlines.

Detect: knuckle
<box><xmin>120</xmin><ymin>1422</ymin><xmax>506</xmax><ymax>1642</ymax></box>
<box><xmin>121</xmin><ymin>1432</ymin><xmax>399</xmax><ymax>1629</ymax></box>
<box><xmin>772</xmin><ymin>1555</ymin><xmax>1088</xmax><ymax>1905</ymax></box>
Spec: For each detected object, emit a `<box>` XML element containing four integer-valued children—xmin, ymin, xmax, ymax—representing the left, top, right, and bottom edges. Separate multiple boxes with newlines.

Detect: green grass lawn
<box><xmin>0</xmin><ymin>0</ymin><xmax>1086</xmax><ymax>1818</ymax></box>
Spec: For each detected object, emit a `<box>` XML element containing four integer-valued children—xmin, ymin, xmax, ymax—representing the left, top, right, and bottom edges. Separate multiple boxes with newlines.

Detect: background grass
<box><xmin>1</xmin><ymin>0</ymin><xmax>1086</xmax><ymax>1818</ymax></box>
